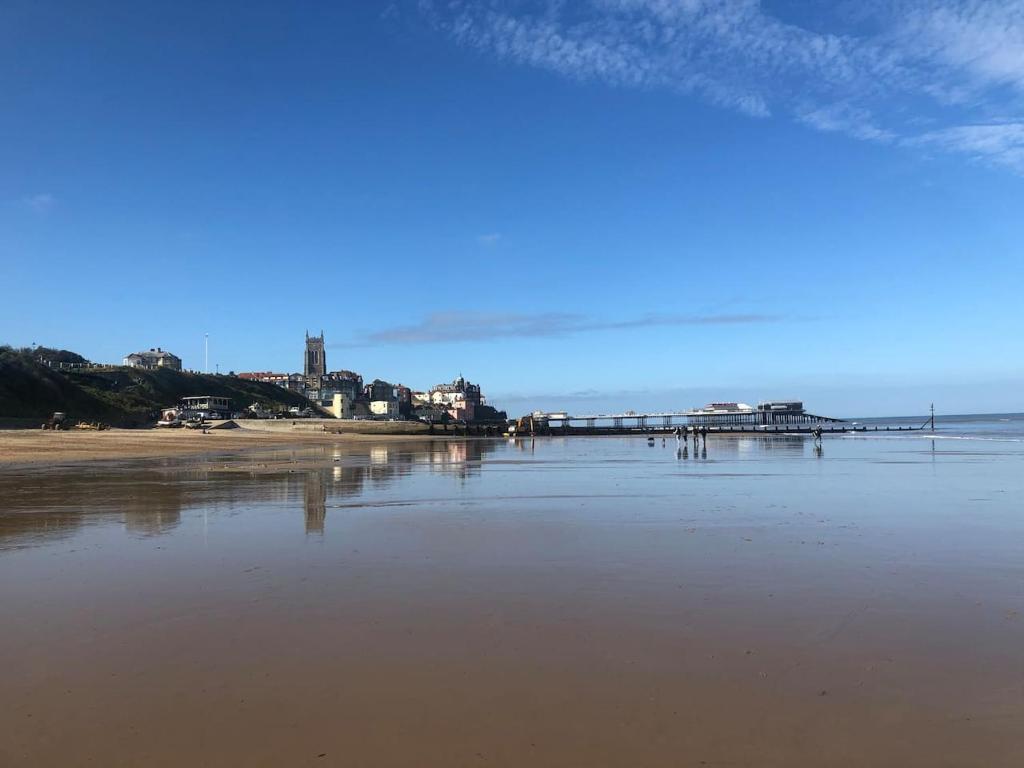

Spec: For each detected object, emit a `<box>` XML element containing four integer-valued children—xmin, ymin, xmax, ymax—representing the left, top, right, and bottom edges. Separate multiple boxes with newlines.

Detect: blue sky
<box><xmin>2</xmin><ymin>0</ymin><xmax>1023</xmax><ymax>417</ymax></box>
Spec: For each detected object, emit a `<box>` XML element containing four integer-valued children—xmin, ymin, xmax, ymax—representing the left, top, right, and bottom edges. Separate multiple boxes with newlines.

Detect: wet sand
<box><xmin>2</xmin><ymin>436</ymin><xmax>1023</xmax><ymax>766</ymax></box>
<box><xmin>0</xmin><ymin>426</ymin><xmax>444</xmax><ymax>466</ymax></box>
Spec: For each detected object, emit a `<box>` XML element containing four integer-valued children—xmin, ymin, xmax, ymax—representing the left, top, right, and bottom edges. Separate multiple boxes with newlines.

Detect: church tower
<box><xmin>304</xmin><ymin>330</ymin><xmax>326</xmax><ymax>386</ymax></box>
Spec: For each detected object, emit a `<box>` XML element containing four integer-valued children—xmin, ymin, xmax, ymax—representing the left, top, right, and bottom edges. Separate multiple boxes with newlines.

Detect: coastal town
<box><xmin>120</xmin><ymin>331</ymin><xmax>507</xmax><ymax>425</ymax></box>
<box><xmin>14</xmin><ymin>335</ymin><xmax>924</xmax><ymax>436</ymax></box>
<box><xmin>6</xmin><ymin>333</ymin><xmax>934</xmax><ymax>439</ymax></box>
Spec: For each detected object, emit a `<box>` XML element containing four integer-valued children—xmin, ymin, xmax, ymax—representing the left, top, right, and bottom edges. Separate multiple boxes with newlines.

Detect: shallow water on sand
<box><xmin>2</xmin><ymin>435</ymin><xmax>1023</xmax><ymax>767</ymax></box>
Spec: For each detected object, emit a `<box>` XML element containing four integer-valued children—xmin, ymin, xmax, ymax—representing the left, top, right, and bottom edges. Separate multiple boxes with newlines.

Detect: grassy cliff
<box><xmin>0</xmin><ymin>346</ymin><xmax>313</xmax><ymax>427</ymax></box>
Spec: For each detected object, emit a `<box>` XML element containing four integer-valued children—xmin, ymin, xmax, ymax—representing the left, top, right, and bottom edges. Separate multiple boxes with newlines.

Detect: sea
<box><xmin>855</xmin><ymin>411</ymin><xmax>1024</xmax><ymax>440</ymax></box>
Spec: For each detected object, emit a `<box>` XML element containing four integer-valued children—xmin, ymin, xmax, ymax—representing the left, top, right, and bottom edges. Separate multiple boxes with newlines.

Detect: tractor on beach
<box><xmin>41</xmin><ymin>412</ymin><xmax>67</xmax><ymax>430</ymax></box>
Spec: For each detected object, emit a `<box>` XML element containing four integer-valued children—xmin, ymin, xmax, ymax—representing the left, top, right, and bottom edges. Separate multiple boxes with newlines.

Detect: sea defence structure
<box><xmin>508</xmin><ymin>401</ymin><xmax>922</xmax><ymax>436</ymax></box>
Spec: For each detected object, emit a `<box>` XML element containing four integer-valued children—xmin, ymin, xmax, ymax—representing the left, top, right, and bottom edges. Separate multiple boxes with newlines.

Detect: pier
<box><xmin>508</xmin><ymin>401</ymin><xmax>927</xmax><ymax>437</ymax></box>
<box><xmin>509</xmin><ymin>419</ymin><xmax>922</xmax><ymax>437</ymax></box>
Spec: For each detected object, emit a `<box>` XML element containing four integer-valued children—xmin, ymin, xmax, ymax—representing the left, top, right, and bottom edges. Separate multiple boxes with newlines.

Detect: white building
<box><xmin>180</xmin><ymin>395</ymin><xmax>231</xmax><ymax>419</ymax></box>
<box><xmin>370</xmin><ymin>400</ymin><xmax>399</xmax><ymax>418</ymax></box>
<box><xmin>123</xmin><ymin>348</ymin><xmax>182</xmax><ymax>371</ymax></box>
<box><xmin>320</xmin><ymin>393</ymin><xmax>352</xmax><ymax>419</ymax></box>
<box><xmin>426</xmin><ymin>390</ymin><xmax>474</xmax><ymax>421</ymax></box>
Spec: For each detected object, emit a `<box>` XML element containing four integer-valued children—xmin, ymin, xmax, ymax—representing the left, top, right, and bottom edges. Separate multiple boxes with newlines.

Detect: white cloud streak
<box><xmin>419</xmin><ymin>1</ymin><xmax>1024</xmax><ymax>172</ymax></box>
<box><xmin>911</xmin><ymin>121</ymin><xmax>1024</xmax><ymax>168</ymax></box>
<box><xmin>336</xmin><ymin>309</ymin><xmax>786</xmax><ymax>346</ymax></box>
<box><xmin>797</xmin><ymin>102</ymin><xmax>896</xmax><ymax>143</ymax></box>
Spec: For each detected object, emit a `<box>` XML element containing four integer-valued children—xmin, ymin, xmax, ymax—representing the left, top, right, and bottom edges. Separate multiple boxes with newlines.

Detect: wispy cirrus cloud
<box><xmin>910</xmin><ymin>121</ymin><xmax>1024</xmax><ymax>167</ymax></box>
<box><xmin>894</xmin><ymin>1</ymin><xmax>1024</xmax><ymax>95</ymax></box>
<box><xmin>334</xmin><ymin>309</ymin><xmax>785</xmax><ymax>347</ymax></box>
<box><xmin>796</xmin><ymin>102</ymin><xmax>896</xmax><ymax>143</ymax></box>
<box><xmin>476</xmin><ymin>232</ymin><xmax>503</xmax><ymax>245</ymax></box>
<box><xmin>417</xmin><ymin>1</ymin><xmax>1024</xmax><ymax>172</ymax></box>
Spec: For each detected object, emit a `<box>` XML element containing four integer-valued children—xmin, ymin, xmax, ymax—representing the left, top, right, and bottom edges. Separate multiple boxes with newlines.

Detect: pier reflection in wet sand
<box><xmin>1</xmin><ymin>435</ymin><xmax>1023</xmax><ymax>767</ymax></box>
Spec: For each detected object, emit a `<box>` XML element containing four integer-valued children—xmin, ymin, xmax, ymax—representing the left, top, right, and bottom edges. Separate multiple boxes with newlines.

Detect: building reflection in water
<box><xmin>303</xmin><ymin>472</ymin><xmax>326</xmax><ymax>535</ymax></box>
<box><xmin>292</xmin><ymin>435</ymin><xmax>805</xmax><ymax>537</ymax></box>
<box><xmin>0</xmin><ymin>441</ymin><xmax>501</xmax><ymax>546</ymax></box>
<box><xmin>123</xmin><ymin>507</ymin><xmax>183</xmax><ymax>537</ymax></box>
<box><xmin>296</xmin><ymin>439</ymin><xmax>501</xmax><ymax>535</ymax></box>
<box><xmin>121</xmin><ymin>480</ymin><xmax>186</xmax><ymax>537</ymax></box>
<box><xmin>0</xmin><ymin>471</ymin><xmax>188</xmax><ymax>549</ymax></box>
<box><xmin>724</xmin><ymin>435</ymin><xmax>809</xmax><ymax>458</ymax></box>
<box><xmin>0</xmin><ymin>436</ymin><xmax>829</xmax><ymax>548</ymax></box>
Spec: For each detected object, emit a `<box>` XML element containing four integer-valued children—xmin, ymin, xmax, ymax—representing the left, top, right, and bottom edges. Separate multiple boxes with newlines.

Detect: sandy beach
<box><xmin>3</xmin><ymin>431</ymin><xmax>1024</xmax><ymax>766</ymax></box>
<box><xmin>0</xmin><ymin>425</ymin><xmax>448</xmax><ymax>466</ymax></box>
